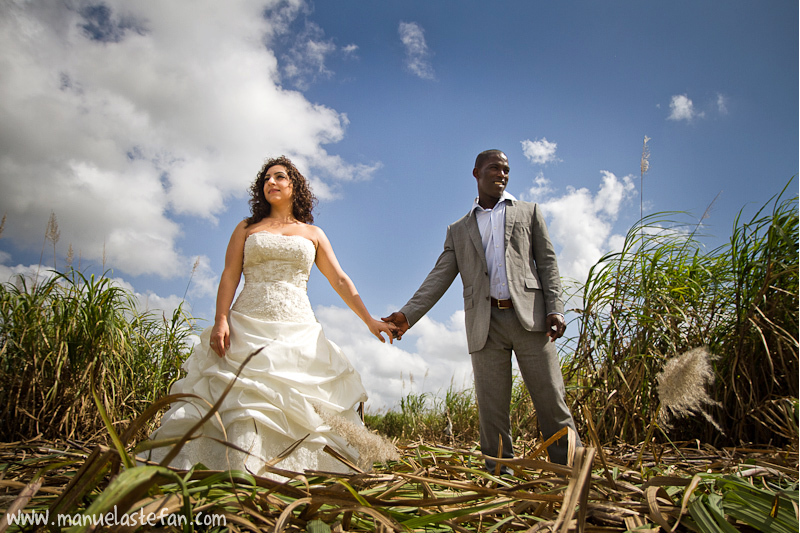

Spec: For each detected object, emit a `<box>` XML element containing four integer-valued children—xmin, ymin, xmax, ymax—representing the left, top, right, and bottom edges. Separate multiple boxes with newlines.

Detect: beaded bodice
<box><xmin>231</xmin><ymin>232</ymin><xmax>316</xmax><ymax>323</ymax></box>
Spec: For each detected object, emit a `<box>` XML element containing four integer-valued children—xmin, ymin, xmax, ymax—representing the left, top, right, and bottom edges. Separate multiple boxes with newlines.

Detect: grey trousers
<box><xmin>471</xmin><ymin>307</ymin><xmax>580</xmax><ymax>469</ymax></box>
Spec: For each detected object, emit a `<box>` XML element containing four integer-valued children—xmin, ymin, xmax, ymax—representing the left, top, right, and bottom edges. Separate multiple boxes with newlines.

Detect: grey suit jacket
<box><xmin>400</xmin><ymin>199</ymin><xmax>564</xmax><ymax>353</ymax></box>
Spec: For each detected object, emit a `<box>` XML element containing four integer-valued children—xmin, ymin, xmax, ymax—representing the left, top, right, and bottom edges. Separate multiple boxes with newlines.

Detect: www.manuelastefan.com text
<box><xmin>5</xmin><ymin>506</ymin><xmax>227</xmax><ymax>528</ymax></box>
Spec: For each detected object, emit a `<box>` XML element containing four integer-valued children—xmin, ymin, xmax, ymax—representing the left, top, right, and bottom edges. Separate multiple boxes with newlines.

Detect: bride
<box><xmin>147</xmin><ymin>156</ymin><xmax>397</xmax><ymax>478</ymax></box>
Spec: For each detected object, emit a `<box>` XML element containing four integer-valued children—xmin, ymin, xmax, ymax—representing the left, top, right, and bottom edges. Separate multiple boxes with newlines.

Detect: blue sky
<box><xmin>0</xmin><ymin>1</ymin><xmax>797</xmax><ymax>410</ymax></box>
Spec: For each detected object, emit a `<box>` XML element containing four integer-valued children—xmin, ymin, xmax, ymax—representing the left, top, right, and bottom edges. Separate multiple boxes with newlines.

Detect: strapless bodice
<box><xmin>231</xmin><ymin>231</ymin><xmax>316</xmax><ymax>323</ymax></box>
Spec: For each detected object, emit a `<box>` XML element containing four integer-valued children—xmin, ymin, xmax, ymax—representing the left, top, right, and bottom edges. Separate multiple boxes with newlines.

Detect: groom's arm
<box><xmin>529</xmin><ymin>203</ymin><xmax>566</xmax><ymax>340</ymax></box>
<box><xmin>383</xmin><ymin>227</ymin><xmax>459</xmax><ymax>334</ymax></box>
<box><xmin>530</xmin><ymin>204</ymin><xmax>564</xmax><ymax>316</ymax></box>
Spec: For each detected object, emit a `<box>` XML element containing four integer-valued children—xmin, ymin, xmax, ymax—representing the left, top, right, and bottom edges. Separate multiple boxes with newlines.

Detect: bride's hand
<box><xmin>210</xmin><ymin>319</ymin><xmax>230</xmax><ymax>357</ymax></box>
<box><xmin>368</xmin><ymin>318</ymin><xmax>397</xmax><ymax>344</ymax></box>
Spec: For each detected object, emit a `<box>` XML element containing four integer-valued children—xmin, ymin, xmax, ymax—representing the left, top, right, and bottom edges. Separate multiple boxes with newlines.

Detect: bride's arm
<box><xmin>312</xmin><ymin>227</ymin><xmax>395</xmax><ymax>344</ymax></box>
<box><xmin>210</xmin><ymin>221</ymin><xmax>247</xmax><ymax>357</ymax></box>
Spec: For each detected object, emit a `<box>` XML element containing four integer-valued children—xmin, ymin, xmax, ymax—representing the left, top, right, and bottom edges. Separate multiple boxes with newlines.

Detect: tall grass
<box><xmin>0</xmin><ymin>269</ymin><xmax>194</xmax><ymax>442</ymax></box>
<box><xmin>564</xmin><ymin>181</ymin><xmax>798</xmax><ymax>446</ymax></box>
<box><xmin>367</xmin><ymin>376</ymin><xmax>540</xmax><ymax>447</ymax></box>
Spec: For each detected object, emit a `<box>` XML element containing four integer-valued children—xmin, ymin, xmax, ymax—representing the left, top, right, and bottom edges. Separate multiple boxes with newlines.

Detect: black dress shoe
<box><xmin>484</xmin><ymin>466</ymin><xmax>513</xmax><ymax>476</ymax></box>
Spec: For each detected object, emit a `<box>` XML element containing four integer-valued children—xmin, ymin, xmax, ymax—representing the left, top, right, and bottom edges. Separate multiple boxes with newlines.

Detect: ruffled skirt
<box><xmin>146</xmin><ymin>310</ymin><xmax>395</xmax><ymax>478</ymax></box>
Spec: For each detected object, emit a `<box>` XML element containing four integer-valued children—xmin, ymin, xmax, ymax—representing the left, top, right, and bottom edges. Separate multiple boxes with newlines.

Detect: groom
<box><xmin>383</xmin><ymin>149</ymin><xmax>581</xmax><ymax>469</ymax></box>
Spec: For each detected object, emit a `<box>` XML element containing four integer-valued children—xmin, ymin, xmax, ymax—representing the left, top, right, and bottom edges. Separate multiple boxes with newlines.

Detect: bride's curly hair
<box><xmin>245</xmin><ymin>156</ymin><xmax>317</xmax><ymax>226</ymax></box>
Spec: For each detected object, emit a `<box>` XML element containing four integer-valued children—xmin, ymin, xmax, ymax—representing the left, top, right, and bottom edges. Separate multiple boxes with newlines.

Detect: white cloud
<box><xmin>398</xmin><ymin>21</ymin><xmax>435</xmax><ymax>80</ymax></box>
<box><xmin>521</xmin><ymin>171</ymin><xmax>635</xmax><ymax>286</ymax></box>
<box><xmin>668</xmin><ymin>94</ymin><xmax>704</xmax><ymax>121</ymax></box>
<box><xmin>0</xmin><ymin>0</ymin><xmax>379</xmax><ymax>280</ymax></box>
<box><xmin>281</xmin><ymin>21</ymin><xmax>336</xmax><ymax>90</ymax></box>
<box><xmin>315</xmin><ymin>305</ymin><xmax>472</xmax><ymax>411</ymax></box>
<box><xmin>716</xmin><ymin>93</ymin><xmax>728</xmax><ymax>114</ymax></box>
<box><xmin>526</xmin><ymin>172</ymin><xmax>554</xmax><ymax>200</ymax></box>
<box><xmin>521</xmin><ymin>138</ymin><xmax>560</xmax><ymax>165</ymax></box>
<box><xmin>0</xmin><ymin>263</ymin><xmax>56</xmax><ymax>291</ymax></box>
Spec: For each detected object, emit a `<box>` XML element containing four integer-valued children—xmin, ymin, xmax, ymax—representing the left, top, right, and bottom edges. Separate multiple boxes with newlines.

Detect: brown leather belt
<box><xmin>491</xmin><ymin>298</ymin><xmax>514</xmax><ymax>309</ymax></box>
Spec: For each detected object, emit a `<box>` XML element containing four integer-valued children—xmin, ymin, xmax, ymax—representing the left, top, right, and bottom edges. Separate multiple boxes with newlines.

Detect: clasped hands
<box><xmin>381</xmin><ymin>311</ymin><xmax>410</xmax><ymax>341</ymax></box>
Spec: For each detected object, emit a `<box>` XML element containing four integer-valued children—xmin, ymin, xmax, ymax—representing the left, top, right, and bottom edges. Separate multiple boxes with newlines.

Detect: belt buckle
<box><xmin>498</xmin><ymin>299</ymin><xmax>511</xmax><ymax>310</ymax></box>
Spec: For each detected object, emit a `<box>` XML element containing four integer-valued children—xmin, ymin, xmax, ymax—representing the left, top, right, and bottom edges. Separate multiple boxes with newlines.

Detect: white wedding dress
<box><xmin>147</xmin><ymin>231</ymin><xmax>392</xmax><ymax>477</ymax></box>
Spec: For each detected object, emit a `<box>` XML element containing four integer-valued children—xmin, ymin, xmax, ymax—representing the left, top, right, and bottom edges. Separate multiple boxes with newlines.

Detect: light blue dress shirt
<box><xmin>472</xmin><ymin>191</ymin><xmax>516</xmax><ymax>300</ymax></box>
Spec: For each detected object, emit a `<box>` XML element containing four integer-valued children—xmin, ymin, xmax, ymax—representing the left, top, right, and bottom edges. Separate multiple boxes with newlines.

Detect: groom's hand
<box><xmin>381</xmin><ymin>312</ymin><xmax>410</xmax><ymax>340</ymax></box>
<box><xmin>546</xmin><ymin>313</ymin><xmax>566</xmax><ymax>342</ymax></box>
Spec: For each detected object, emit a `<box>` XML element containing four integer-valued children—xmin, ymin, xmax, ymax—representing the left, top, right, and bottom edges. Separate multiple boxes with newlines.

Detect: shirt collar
<box><xmin>472</xmin><ymin>190</ymin><xmax>517</xmax><ymax>212</ymax></box>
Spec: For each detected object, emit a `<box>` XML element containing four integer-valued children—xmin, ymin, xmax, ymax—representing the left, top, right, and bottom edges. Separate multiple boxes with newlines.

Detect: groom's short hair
<box><xmin>475</xmin><ymin>149</ymin><xmax>506</xmax><ymax>169</ymax></box>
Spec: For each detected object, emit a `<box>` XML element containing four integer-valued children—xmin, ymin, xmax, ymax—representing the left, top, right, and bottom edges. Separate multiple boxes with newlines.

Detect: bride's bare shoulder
<box><xmin>292</xmin><ymin>223</ymin><xmax>321</xmax><ymax>246</ymax></box>
<box><xmin>229</xmin><ymin>220</ymin><xmax>249</xmax><ymax>241</ymax></box>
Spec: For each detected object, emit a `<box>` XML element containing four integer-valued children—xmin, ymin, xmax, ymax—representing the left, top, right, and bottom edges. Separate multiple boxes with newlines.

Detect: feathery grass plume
<box><xmin>639</xmin><ymin>135</ymin><xmax>650</xmax><ymax>225</ymax></box>
<box><xmin>45</xmin><ymin>211</ymin><xmax>60</xmax><ymax>269</ymax></box>
<box><xmin>0</xmin><ymin>213</ymin><xmax>6</xmax><ymax>238</ymax></box>
<box><xmin>315</xmin><ymin>406</ymin><xmax>399</xmax><ymax>470</ymax></box>
<box><xmin>656</xmin><ymin>346</ymin><xmax>723</xmax><ymax>432</ymax></box>
<box><xmin>65</xmin><ymin>243</ymin><xmax>74</xmax><ymax>269</ymax></box>
<box><xmin>640</xmin><ymin>136</ymin><xmax>651</xmax><ymax>176</ymax></box>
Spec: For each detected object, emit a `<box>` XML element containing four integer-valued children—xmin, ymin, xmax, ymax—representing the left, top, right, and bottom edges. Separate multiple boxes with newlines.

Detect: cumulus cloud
<box><xmin>0</xmin><ymin>0</ymin><xmax>379</xmax><ymax>280</ymax></box>
<box><xmin>315</xmin><ymin>305</ymin><xmax>472</xmax><ymax>411</ymax></box>
<box><xmin>521</xmin><ymin>171</ymin><xmax>636</xmax><ymax>286</ymax></box>
<box><xmin>668</xmin><ymin>94</ymin><xmax>704</xmax><ymax>121</ymax></box>
<box><xmin>398</xmin><ymin>21</ymin><xmax>435</xmax><ymax>80</ymax></box>
<box><xmin>521</xmin><ymin>138</ymin><xmax>560</xmax><ymax>165</ymax></box>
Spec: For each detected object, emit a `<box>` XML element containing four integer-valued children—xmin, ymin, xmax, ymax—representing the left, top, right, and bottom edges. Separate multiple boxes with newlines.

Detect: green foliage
<box><xmin>441</xmin><ymin>384</ymin><xmax>479</xmax><ymax>442</ymax></box>
<box><xmin>714</xmin><ymin>476</ymin><xmax>799</xmax><ymax>533</ymax></box>
<box><xmin>0</xmin><ymin>269</ymin><xmax>194</xmax><ymax>442</ymax></box>
<box><xmin>366</xmin><ymin>383</ymin><xmax>480</xmax><ymax>443</ymax></box>
<box><xmin>365</xmin><ymin>374</ymin><xmax>542</xmax><ymax>446</ymax></box>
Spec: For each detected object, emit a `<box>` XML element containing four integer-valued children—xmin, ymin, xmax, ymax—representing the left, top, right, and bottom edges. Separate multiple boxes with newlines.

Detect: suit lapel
<box><xmin>466</xmin><ymin>210</ymin><xmax>487</xmax><ymax>268</ymax></box>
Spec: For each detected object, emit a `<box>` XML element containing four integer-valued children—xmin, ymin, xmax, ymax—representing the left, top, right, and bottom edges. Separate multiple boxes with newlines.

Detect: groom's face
<box><xmin>474</xmin><ymin>152</ymin><xmax>509</xmax><ymax>207</ymax></box>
